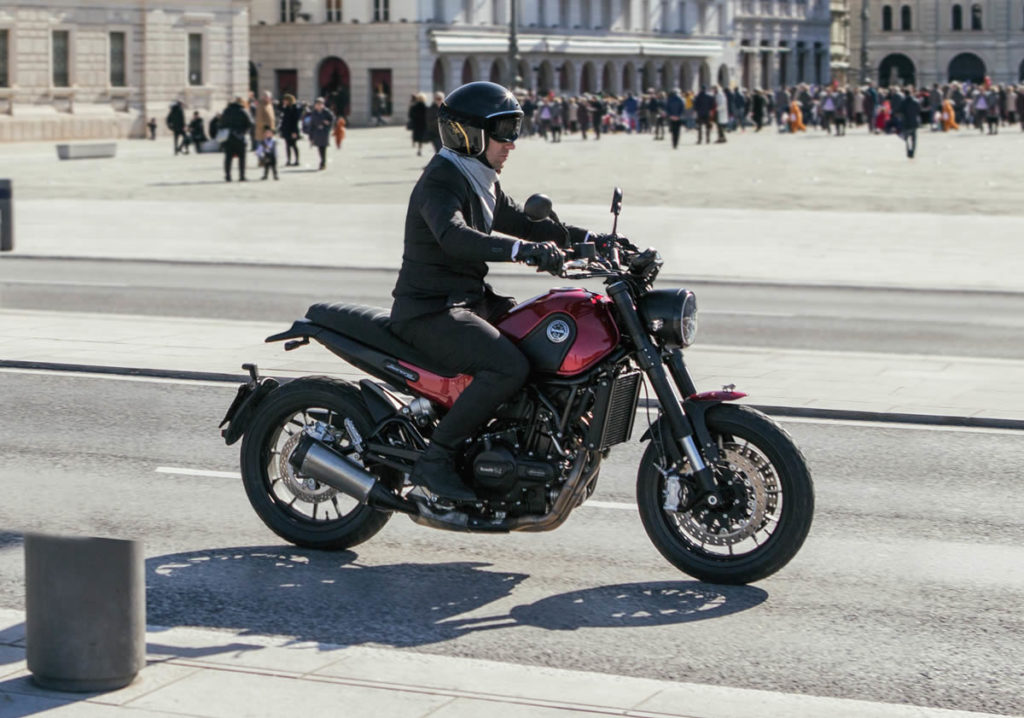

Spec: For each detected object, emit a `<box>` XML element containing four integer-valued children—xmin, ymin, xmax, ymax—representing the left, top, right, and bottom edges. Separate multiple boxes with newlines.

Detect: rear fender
<box><xmin>219</xmin><ymin>368</ymin><xmax>280</xmax><ymax>446</ymax></box>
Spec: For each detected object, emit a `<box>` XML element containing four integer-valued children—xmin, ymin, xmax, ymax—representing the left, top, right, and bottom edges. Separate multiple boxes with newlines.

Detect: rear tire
<box><xmin>240</xmin><ymin>376</ymin><xmax>401</xmax><ymax>550</ymax></box>
<box><xmin>637</xmin><ymin>404</ymin><xmax>813</xmax><ymax>584</ymax></box>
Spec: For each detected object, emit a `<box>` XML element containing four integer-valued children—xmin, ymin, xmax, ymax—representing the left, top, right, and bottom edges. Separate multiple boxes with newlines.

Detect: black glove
<box><xmin>517</xmin><ymin>241</ymin><xmax>565</xmax><ymax>275</ymax></box>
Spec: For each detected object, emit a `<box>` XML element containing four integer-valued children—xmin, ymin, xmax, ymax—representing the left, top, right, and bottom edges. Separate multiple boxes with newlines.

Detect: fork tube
<box><xmin>607</xmin><ymin>282</ymin><xmax>716</xmax><ymax>493</ymax></box>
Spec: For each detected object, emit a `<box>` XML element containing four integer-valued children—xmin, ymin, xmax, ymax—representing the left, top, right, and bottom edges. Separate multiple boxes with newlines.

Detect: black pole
<box><xmin>859</xmin><ymin>0</ymin><xmax>870</xmax><ymax>85</ymax></box>
<box><xmin>508</xmin><ymin>0</ymin><xmax>520</xmax><ymax>89</ymax></box>
<box><xmin>0</xmin><ymin>179</ymin><xmax>11</xmax><ymax>252</ymax></box>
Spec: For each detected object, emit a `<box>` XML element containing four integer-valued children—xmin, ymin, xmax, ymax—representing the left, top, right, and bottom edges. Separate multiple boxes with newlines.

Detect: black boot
<box><xmin>411</xmin><ymin>443</ymin><xmax>475</xmax><ymax>501</ymax></box>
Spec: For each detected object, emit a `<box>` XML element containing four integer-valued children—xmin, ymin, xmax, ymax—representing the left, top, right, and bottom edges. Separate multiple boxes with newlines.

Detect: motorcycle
<box><xmin>220</xmin><ymin>189</ymin><xmax>813</xmax><ymax>584</ymax></box>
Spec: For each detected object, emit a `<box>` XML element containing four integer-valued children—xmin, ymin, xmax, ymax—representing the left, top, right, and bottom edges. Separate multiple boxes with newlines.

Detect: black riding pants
<box><xmin>392</xmin><ymin>297</ymin><xmax>528</xmax><ymax>449</ymax></box>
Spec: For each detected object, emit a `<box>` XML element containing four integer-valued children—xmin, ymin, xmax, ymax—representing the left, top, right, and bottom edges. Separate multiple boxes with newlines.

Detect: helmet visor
<box><xmin>485</xmin><ymin>113</ymin><xmax>522</xmax><ymax>143</ymax></box>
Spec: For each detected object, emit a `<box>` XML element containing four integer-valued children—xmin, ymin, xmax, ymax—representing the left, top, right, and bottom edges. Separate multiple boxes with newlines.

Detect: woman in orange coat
<box><xmin>788</xmin><ymin>99</ymin><xmax>806</xmax><ymax>132</ymax></box>
<box><xmin>941</xmin><ymin>97</ymin><xmax>959</xmax><ymax>131</ymax></box>
<box><xmin>333</xmin><ymin>116</ymin><xmax>346</xmax><ymax>149</ymax></box>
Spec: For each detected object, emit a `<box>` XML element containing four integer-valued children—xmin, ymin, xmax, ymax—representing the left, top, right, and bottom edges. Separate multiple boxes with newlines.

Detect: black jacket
<box><xmin>391</xmin><ymin>154</ymin><xmax>584</xmax><ymax>322</ymax></box>
<box><xmin>900</xmin><ymin>95</ymin><xmax>922</xmax><ymax>130</ymax></box>
<box><xmin>220</xmin><ymin>102</ymin><xmax>253</xmax><ymax>142</ymax></box>
<box><xmin>280</xmin><ymin>104</ymin><xmax>302</xmax><ymax>137</ymax></box>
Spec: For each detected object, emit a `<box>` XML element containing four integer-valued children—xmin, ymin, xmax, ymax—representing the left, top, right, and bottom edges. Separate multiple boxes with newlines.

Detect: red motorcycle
<box><xmin>220</xmin><ymin>190</ymin><xmax>813</xmax><ymax>584</ymax></box>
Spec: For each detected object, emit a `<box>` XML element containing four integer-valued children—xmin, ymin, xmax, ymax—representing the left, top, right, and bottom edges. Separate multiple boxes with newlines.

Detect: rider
<box><xmin>390</xmin><ymin>81</ymin><xmax>607</xmax><ymax>501</ymax></box>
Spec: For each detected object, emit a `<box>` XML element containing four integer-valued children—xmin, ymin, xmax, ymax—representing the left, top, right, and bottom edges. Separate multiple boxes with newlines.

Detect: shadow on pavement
<box><xmin>0</xmin><ymin>675</ymin><xmax>83</xmax><ymax>718</ymax></box>
<box><xmin>146</xmin><ymin>546</ymin><xmax>766</xmax><ymax>648</ymax></box>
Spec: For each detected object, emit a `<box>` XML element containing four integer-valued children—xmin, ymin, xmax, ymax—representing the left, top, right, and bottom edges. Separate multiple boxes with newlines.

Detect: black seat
<box><xmin>304</xmin><ymin>303</ymin><xmax>456</xmax><ymax>377</ymax></box>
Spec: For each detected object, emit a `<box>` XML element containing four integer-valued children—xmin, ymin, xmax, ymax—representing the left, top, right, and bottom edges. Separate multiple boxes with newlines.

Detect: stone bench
<box><xmin>56</xmin><ymin>143</ymin><xmax>118</xmax><ymax>160</ymax></box>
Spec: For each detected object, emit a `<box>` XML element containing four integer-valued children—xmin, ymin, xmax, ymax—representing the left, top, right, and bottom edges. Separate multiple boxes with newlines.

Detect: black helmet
<box><xmin>438</xmin><ymin>81</ymin><xmax>523</xmax><ymax>156</ymax></box>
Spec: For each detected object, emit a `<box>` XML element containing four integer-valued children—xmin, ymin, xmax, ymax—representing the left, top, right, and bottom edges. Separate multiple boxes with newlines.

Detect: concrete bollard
<box><xmin>24</xmin><ymin>534</ymin><xmax>146</xmax><ymax>692</ymax></box>
<box><xmin>0</xmin><ymin>179</ymin><xmax>11</xmax><ymax>252</ymax></box>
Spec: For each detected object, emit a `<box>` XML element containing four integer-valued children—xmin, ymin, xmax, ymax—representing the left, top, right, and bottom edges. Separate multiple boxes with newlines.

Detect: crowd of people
<box><xmin>159</xmin><ymin>90</ymin><xmax>348</xmax><ymax>181</ymax></box>
<box><xmin>404</xmin><ymin>78</ymin><xmax>1024</xmax><ymax>158</ymax></box>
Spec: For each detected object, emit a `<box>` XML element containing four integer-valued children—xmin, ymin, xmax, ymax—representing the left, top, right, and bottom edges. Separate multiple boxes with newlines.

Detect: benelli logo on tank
<box><xmin>546</xmin><ymin>320</ymin><xmax>571</xmax><ymax>344</ymax></box>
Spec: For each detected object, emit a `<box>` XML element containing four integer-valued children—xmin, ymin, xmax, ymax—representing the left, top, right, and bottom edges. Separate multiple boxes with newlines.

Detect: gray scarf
<box><xmin>440</xmin><ymin>148</ymin><xmax>497</xmax><ymax>233</ymax></box>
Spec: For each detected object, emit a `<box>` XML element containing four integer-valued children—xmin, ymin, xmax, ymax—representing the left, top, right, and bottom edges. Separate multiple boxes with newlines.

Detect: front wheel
<box><xmin>637</xmin><ymin>404</ymin><xmax>813</xmax><ymax>584</ymax></box>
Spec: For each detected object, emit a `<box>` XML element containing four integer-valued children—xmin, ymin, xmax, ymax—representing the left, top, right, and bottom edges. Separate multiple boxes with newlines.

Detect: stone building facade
<box><xmin>849</xmin><ymin>1</ymin><xmax>1024</xmax><ymax>87</ymax></box>
<box><xmin>0</xmin><ymin>0</ymin><xmax>250</xmax><ymax>142</ymax></box>
<box><xmin>731</xmin><ymin>0</ymin><xmax>833</xmax><ymax>89</ymax></box>
<box><xmin>250</xmin><ymin>0</ymin><xmax>741</xmax><ymax>126</ymax></box>
<box><xmin>829</xmin><ymin>0</ymin><xmax>851</xmax><ymax>83</ymax></box>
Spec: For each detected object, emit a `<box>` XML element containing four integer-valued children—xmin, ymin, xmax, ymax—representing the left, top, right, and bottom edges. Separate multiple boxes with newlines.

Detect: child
<box><xmin>333</xmin><ymin>116</ymin><xmax>346</xmax><ymax>149</ymax></box>
<box><xmin>255</xmin><ymin>128</ymin><xmax>278</xmax><ymax>180</ymax></box>
<box><xmin>147</xmin><ymin>117</ymin><xmax>157</xmax><ymax>140</ymax></box>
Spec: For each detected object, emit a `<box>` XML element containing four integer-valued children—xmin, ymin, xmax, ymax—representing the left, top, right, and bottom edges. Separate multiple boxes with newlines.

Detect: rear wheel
<box><xmin>637</xmin><ymin>404</ymin><xmax>813</xmax><ymax>584</ymax></box>
<box><xmin>240</xmin><ymin>376</ymin><xmax>401</xmax><ymax>550</ymax></box>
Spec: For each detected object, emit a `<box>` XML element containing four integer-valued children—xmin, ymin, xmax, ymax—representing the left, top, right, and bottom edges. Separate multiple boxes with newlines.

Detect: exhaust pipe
<box><xmin>289</xmin><ymin>434</ymin><xmax>416</xmax><ymax>515</ymax></box>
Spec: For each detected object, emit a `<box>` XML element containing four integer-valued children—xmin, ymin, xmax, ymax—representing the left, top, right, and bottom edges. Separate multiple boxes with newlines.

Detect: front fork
<box><xmin>607</xmin><ymin>282</ymin><xmax>720</xmax><ymax>498</ymax></box>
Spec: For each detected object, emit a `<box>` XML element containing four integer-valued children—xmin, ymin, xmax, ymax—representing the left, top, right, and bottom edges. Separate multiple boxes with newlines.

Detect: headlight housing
<box><xmin>638</xmin><ymin>288</ymin><xmax>698</xmax><ymax>348</ymax></box>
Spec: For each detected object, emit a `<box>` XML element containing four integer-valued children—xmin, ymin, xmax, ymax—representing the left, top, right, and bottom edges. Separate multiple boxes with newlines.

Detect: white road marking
<box><xmin>155</xmin><ymin>466</ymin><xmax>641</xmax><ymax>510</ymax></box>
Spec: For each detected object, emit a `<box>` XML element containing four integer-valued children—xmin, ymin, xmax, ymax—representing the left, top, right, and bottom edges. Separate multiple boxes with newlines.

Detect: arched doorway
<box><xmin>622</xmin><ymin>62</ymin><xmax>636</xmax><ymax>93</ymax></box>
<box><xmin>699</xmin><ymin>61</ymin><xmax>711</xmax><ymax>88</ymax></box>
<box><xmin>538</xmin><ymin>61</ymin><xmax>554</xmax><ymax>96</ymax></box>
<box><xmin>602</xmin><ymin>62</ymin><xmax>616</xmax><ymax>94</ymax></box>
<box><xmin>660</xmin><ymin>62</ymin><xmax>672</xmax><ymax>91</ymax></box>
<box><xmin>878</xmin><ymin>53</ymin><xmax>915</xmax><ymax>88</ymax></box>
<box><xmin>678</xmin><ymin>63</ymin><xmax>692</xmax><ymax>92</ymax></box>
<box><xmin>461</xmin><ymin>57</ymin><xmax>477</xmax><ymax>84</ymax></box>
<box><xmin>581</xmin><ymin>62</ymin><xmax>596</xmax><ymax>94</ymax></box>
<box><xmin>432</xmin><ymin>57</ymin><xmax>448</xmax><ymax>94</ymax></box>
<box><xmin>517</xmin><ymin>60</ymin><xmax>531</xmax><ymax>90</ymax></box>
<box><xmin>642</xmin><ymin>61</ymin><xmax>657</xmax><ymax>91</ymax></box>
<box><xmin>559</xmin><ymin>60</ymin><xmax>575</xmax><ymax>94</ymax></box>
<box><xmin>490</xmin><ymin>58</ymin><xmax>505</xmax><ymax>84</ymax></box>
<box><xmin>717</xmin><ymin>63</ymin><xmax>729</xmax><ymax>88</ymax></box>
<box><xmin>318</xmin><ymin>56</ymin><xmax>350</xmax><ymax>116</ymax></box>
<box><xmin>1019</xmin><ymin>58</ymin><xmax>1024</xmax><ymax>82</ymax></box>
<box><xmin>948</xmin><ymin>52</ymin><xmax>986</xmax><ymax>84</ymax></box>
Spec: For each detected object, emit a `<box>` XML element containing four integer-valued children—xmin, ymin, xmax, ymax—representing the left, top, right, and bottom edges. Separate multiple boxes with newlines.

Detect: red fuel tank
<box><xmin>496</xmin><ymin>288</ymin><xmax>620</xmax><ymax>377</ymax></box>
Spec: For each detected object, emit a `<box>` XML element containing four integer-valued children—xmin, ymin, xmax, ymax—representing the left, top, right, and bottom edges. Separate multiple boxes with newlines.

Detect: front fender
<box><xmin>639</xmin><ymin>392</ymin><xmax>746</xmax><ymax>443</ymax></box>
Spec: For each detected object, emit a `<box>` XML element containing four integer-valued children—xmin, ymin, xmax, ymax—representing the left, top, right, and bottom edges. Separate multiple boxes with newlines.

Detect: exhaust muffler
<box><xmin>289</xmin><ymin>434</ymin><xmax>416</xmax><ymax>515</ymax></box>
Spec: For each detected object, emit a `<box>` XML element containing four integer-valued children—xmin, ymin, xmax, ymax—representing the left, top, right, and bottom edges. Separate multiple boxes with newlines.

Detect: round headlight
<box><xmin>638</xmin><ymin>288</ymin><xmax>698</xmax><ymax>348</ymax></box>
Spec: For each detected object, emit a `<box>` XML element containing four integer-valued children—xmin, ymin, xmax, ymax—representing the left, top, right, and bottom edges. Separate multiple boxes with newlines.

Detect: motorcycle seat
<box><xmin>304</xmin><ymin>302</ymin><xmax>457</xmax><ymax>377</ymax></box>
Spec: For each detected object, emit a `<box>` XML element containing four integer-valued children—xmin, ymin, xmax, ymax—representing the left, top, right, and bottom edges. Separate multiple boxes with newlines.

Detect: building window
<box><xmin>678</xmin><ymin>0</ymin><xmax>687</xmax><ymax>32</ymax></box>
<box><xmin>559</xmin><ymin>0</ymin><xmax>569</xmax><ymax>27</ymax></box>
<box><xmin>188</xmin><ymin>33</ymin><xmax>202</xmax><ymax>86</ymax></box>
<box><xmin>280</xmin><ymin>0</ymin><xmax>298</xmax><ymax>22</ymax></box>
<box><xmin>882</xmin><ymin>5</ymin><xmax>892</xmax><ymax>31</ymax></box>
<box><xmin>433</xmin><ymin>0</ymin><xmax>445</xmax><ymax>22</ymax></box>
<box><xmin>109</xmin><ymin>31</ymin><xmax>126</xmax><ymax>87</ymax></box>
<box><xmin>900</xmin><ymin>5</ymin><xmax>911</xmax><ymax>30</ymax></box>
<box><xmin>0</xmin><ymin>29</ymin><xmax>8</xmax><ymax>88</ymax></box>
<box><xmin>952</xmin><ymin>4</ymin><xmax>962</xmax><ymax>30</ymax></box>
<box><xmin>326</xmin><ymin>0</ymin><xmax>342</xmax><ymax>22</ymax></box>
<box><xmin>581</xmin><ymin>0</ymin><xmax>592</xmax><ymax>27</ymax></box>
<box><xmin>970</xmin><ymin>3</ymin><xmax>981</xmax><ymax>30</ymax></box>
<box><xmin>52</xmin><ymin>30</ymin><xmax>69</xmax><ymax>87</ymax></box>
<box><xmin>373</xmin><ymin>0</ymin><xmax>389</xmax><ymax>21</ymax></box>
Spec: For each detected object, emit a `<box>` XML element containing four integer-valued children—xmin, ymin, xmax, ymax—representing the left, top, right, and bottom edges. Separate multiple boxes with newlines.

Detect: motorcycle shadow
<box><xmin>146</xmin><ymin>546</ymin><xmax>767</xmax><ymax>648</ymax></box>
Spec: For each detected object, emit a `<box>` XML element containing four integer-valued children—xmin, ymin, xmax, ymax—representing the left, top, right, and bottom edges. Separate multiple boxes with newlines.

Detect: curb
<box><xmin>4</xmin><ymin>359</ymin><xmax>1022</xmax><ymax>432</ymax></box>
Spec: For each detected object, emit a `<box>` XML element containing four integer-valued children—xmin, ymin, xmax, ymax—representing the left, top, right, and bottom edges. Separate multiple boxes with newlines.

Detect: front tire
<box><xmin>637</xmin><ymin>404</ymin><xmax>813</xmax><ymax>584</ymax></box>
<box><xmin>240</xmin><ymin>376</ymin><xmax>401</xmax><ymax>550</ymax></box>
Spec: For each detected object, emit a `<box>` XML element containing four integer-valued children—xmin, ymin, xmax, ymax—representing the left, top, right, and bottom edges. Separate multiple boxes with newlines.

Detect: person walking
<box><xmin>752</xmin><ymin>89</ymin><xmax>766</xmax><ymax>132</ymax></box>
<box><xmin>941</xmin><ymin>92</ymin><xmax>959</xmax><ymax>132</ymax></box>
<box><xmin>694</xmin><ymin>86</ymin><xmax>714</xmax><ymax>144</ymax></box>
<box><xmin>832</xmin><ymin>87</ymin><xmax>848</xmax><ymax>136</ymax></box>
<box><xmin>788</xmin><ymin>95</ymin><xmax>807</xmax><ymax>133</ymax></box>
<box><xmin>166</xmin><ymin>101</ymin><xmax>187</xmax><ymax>154</ymax></box>
<box><xmin>985</xmin><ymin>86</ymin><xmax>1000</xmax><ymax>134</ymax></box>
<box><xmin>280</xmin><ymin>95</ymin><xmax>302</xmax><ymax>166</ymax></box>
<box><xmin>899</xmin><ymin>86</ymin><xmax>921</xmax><ymax>159</ymax></box>
<box><xmin>713</xmin><ymin>85</ymin><xmax>729</xmax><ymax>143</ymax></box>
<box><xmin>666</xmin><ymin>88</ymin><xmax>685</xmax><ymax>148</ymax></box>
<box><xmin>306</xmin><ymin>97</ymin><xmax>335</xmax><ymax>170</ymax></box>
<box><xmin>577</xmin><ymin>95</ymin><xmax>592</xmax><ymax>140</ymax></box>
<box><xmin>333</xmin><ymin>116</ymin><xmax>347</xmax><ymax>149</ymax></box>
<box><xmin>220</xmin><ymin>97</ymin><xmax>253</xmax><ymax>182</ymax></box>
<box><xmin>256</xmin><ymin>128</ymin><xmax>279</xmax><ymax>180</ymax></box>
<box><xmin>147</xmin><ymin>117</ymin><xmax>157</xmax><ymax>140</ymax></box>
<box><xmin>254</xmin><ymin>91</ymin><xmax>276</xmax><ymax>147</ymax></box>
<box><xmin>409</xmin><ymin>92</ymin><xmax>428</xmax><ymax>156</ymax></box>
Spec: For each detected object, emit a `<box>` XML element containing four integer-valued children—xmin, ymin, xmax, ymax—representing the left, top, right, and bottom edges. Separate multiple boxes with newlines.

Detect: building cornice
<box><xmin>429</xmin><ymin>29</ymin><xmax>724</xmax><ymax>57</ymax></box>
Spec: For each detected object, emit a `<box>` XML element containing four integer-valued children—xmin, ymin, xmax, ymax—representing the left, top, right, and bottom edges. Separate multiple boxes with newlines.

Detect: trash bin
<box><xmin>0</xmin><ymin>179</ymin><xmax>11</xmax><ymax>252</ymax></box>
<box><xmin>24</xmin><ymin>534</ymin><xmax>145</xmax><ymax>692</ymax></box>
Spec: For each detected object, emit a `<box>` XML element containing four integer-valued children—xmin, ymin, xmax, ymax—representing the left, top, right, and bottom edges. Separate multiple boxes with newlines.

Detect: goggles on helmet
<box><xmin>485</xmin><ymin>112</ymin><xmax>522</xmax><ymax>143</ymax></box>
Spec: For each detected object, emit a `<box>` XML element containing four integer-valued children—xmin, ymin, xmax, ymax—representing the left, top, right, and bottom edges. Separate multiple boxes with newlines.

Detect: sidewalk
<box><xmin>0</xmin><ymin>609</ymin><xmax>1010</xmax><ymax>718</ymax></box>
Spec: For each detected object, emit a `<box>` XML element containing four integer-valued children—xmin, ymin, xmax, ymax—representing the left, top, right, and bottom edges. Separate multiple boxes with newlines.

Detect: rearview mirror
<box><xmin>610</xmin><ymin>188</ymin><xmax>623</xmax><ymax>216</ymax></box>
<box><xmin>524</xmin><ymin>194</ymin><xmax>553</xmax><ymax>222</ymax></box>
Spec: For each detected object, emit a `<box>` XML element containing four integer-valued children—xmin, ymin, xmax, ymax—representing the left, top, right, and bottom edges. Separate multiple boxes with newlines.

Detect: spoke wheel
<box><xmin>241</xmin><ymin>377</ymin><xmax>400</xmax><ymax>550</ymax></box>
<box><xmin>637</xmin><ymin>404</ymin><xmax>813</xmax><ymax>584</ymax></box>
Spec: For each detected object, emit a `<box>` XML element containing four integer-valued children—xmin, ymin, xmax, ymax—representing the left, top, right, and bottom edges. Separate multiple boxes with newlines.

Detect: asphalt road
<box><xmin>0</xmin><ymin>372</ymin><xmax>1021</xmax><ymax>715</ymax></box>
<box><xmin>3</xmin><ymin>257</ymin><xmax>1024</xmax><ymax>360</ymax></box>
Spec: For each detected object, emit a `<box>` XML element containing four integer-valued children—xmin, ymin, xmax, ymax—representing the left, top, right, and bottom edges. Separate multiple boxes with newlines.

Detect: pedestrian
<box><xmin>694</xmin><ymin>86</ymin><xmax>714</xmax><ymax>144</ymax></box>
<box><xmin>372</xmin><ymin>86</ymin><xmax>388</xmax><ymax>126</ymax></box>
<box><xmin>280</xmin><ymin>94</ymin><xmax>302</xmax><ymax>166</ymax></box>
<box><xmin>577</xmin><ymin>95</ymin><xmax>592</xmax><ymax>140</ymax></box>
<box><xmin>208</xmin><ymin>112</ymin><xmax>221</xmax><ymax>142</ymax></box>
<box><xmin>666</xmin><ymin>88</ymin><xmax>684</xmax><ymax>148</ymax></box>
<box><xmin>147</xmin><ymin>117</ymin><xmax>157</xmax><ymax>140</ymax></box>
<box><xmin>306</xmin><ymin>96</ymin><xmax>335</xmax><ymax>170</ymax></box>
<box><xmin>166</xmin><ymin>101</ymin><xmax>187</xmax><ymax>154</ymax></box>
<box><xmin>409</xmin><ymin>92</ymin><xmax>428</xmax><ymax>156</ymax></box>
<box><xmin>550</xmin><ymin>97</ymin><xmax>563</xmax><ymax>142</ymax></box>
<box><xmin>254</xmin><ymin>91</ymin><xmax>276</xmax><ymax>148</ymax></box>
<box><xmin>941</xmin><ymin>92</ymin><xmax>959</xmax><ymax>132</ymax></box>
<box><xmin>985</xmin><ymin>86</ymin><xmax>1000</xmax><ymax>134</ymax></box>
<box><xmin>220</xmin><ymin>96</ymin><xmax>253</xmax><ymax>182</ymax></box>
<box><xmin>256</xmin><ymin>128</ymin><xmax>279</xmax><ymax>180</ymax></box>
<box><xmin>821</xmin><ymin>88</ymin><xmax>837</xmax><ymax>134</ymax></box>
<box><xmin>899</xmin><ymin>85</ymin><xmax>921</xmax><ymax>159</ymax></box>
<box><xmin>832</xmin><ymin>87</ymin><xmax>848</xmax><ymax>136</ymax></box>
<box><xmin>788</xmin><ymin>95</ymin><xmax>806</xmax><ymax>133</ymax></box>
<box><xmin>752</xmin><ymin>89</ymin><xmax>766</xmax><ymax>132</ymax></box>
<box><xmin>333</xmin><ymin>116</ymin><xmax>347</xmax><ymax>149</ymax></box>
<box><xmin>1017</xmin><ymin>84</ymin><xmax>1024</xmax><ymax>131</ymax></box>
<box><xmin>188</xmin><ymin>111</ymin><xmax>207</xmax><ymax>150</ymax></box>
<box><xmin>426</xmin><ymin>91</ymin><xmax>444</xmax><ymax>152</ymax></box>
<box><xmin>713</xmin><ymin>85</ymin><xmax>729</xmax><ymax>143</ymax></box>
